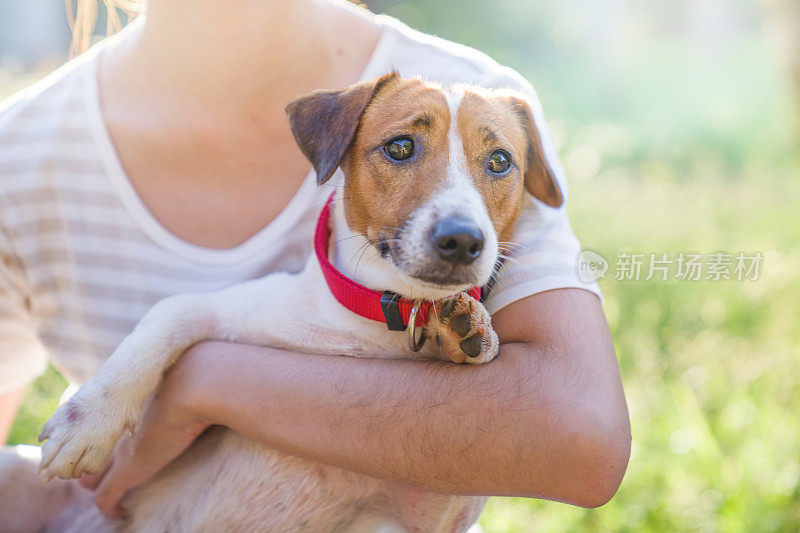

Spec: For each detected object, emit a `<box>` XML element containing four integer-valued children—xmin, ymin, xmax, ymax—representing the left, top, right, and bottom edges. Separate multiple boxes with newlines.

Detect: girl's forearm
<box><xmin>187</xmin><ymin>337</ymin><xmax>627</xmax><ymax>506</ymax></box>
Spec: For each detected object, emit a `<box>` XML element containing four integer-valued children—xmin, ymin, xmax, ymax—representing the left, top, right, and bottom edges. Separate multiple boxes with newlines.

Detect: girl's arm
<box><xmin>87</xmin><ymin>288</ymin><xmax>631</xmax><ymax>517</ymax></box>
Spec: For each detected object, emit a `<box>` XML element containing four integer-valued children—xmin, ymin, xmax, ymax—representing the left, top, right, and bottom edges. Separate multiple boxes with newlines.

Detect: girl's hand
<box><xmin>79</xmin><ymin>345</ymin><xmax>214</xmax><ymax>518</ymax></box>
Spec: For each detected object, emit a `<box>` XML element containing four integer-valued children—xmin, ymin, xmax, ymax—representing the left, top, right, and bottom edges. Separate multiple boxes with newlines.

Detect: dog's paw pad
<box><xmin>428</xmin><ymin>293</ymin><xmax>499</xmax><ymax>364</ymax></box>
<box><xmin>450</xmin><ymin>313</ymin><xmax>472</xmax><ymax>338</ymax></box>
<box><xmin>459</xmin><ymin>331</ymin><xmax>484</xmax><ymax>359</ymax></box>
<box><xmin>38</xmin><ymin>396</ymin><xmax>125</xmax><ymax>480</ymax></box>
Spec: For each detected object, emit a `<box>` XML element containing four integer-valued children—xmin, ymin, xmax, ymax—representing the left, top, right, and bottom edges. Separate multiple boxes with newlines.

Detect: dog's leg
<box><xmin>38</xmin><ymin>291</ymin><xmax>224</xmax><ymax>480</ymax></box>
<box><xmin>38</xmin><ymin>271</ymin><xmax>307</xmax><ymax>481</ymax></box>
<box><xmin>426</xmin><ymin>292</ymin><xmax>499</xmax><ymax>365</ymax></box>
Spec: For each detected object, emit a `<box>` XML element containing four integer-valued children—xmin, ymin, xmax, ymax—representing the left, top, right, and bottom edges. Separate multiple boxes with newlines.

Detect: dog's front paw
<box><xmin>38</xmin><ymin>386</ymin><xmax>131</xmax><ymax>480</ymax></box>
<box><xmin>427</xmin><ymin>292</ymin><xmax>499</xmax><ymax>364</ymax></box>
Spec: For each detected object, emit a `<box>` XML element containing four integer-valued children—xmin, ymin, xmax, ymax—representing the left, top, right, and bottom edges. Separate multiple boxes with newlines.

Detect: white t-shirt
<box><xmin>0</xmin><ymin>15</ymin><xmax>599</xmax><ymax>392</ymax></box>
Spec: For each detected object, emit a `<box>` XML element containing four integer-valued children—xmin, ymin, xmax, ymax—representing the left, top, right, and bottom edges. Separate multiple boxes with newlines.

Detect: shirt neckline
<box><xmin>85</xmin><ymin>16</ymin><xmax>397</xmax><ymax>266</ymax></box>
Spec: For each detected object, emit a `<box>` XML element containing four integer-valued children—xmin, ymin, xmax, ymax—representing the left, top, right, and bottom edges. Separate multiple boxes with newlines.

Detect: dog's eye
<box><xmin>385</xmin><ymin>137</ymin><xmax>414</xmax><ymax>161</ymax></box>
<box><xmin>487</xmin><ymin>150</ymin><xmax>511</xmax><ymax>174</ymax></box>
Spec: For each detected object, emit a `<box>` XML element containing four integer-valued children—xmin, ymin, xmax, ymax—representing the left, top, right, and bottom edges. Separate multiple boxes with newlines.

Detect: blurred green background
<box><xmin>3</xmin><ymin>0</ymin><xmax>799</xmax><ymax>530</ymax></box>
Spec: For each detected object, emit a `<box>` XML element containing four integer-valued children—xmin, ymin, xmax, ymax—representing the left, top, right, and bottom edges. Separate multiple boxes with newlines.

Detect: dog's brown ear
<box><xmin>508</xmin><ymin>96</ymin><xmax>563</xmax><ymax>208</ymax></box>
<box><xmin>286</xmin><ymin>72</ymin><xmax>400</xmax><ymax>185</ymax></box>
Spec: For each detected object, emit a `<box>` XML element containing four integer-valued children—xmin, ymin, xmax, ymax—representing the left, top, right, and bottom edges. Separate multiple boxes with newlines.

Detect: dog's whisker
<box><xmin>352</xmin><ymin>241</ymin><xmax>373</xmax><ymax>284</ymax></box>
<box><xmin>345</xmin><ymin>240</ymin><xmax>372</xmax><ymax>274</ymax></box>
<box><xmin>496</xmin><ymin>254</ymin><xmax>518</xmax><ymax>265</ymax></box>
<box><xmin>332</xmin><ymin>234</ymin><xmax>368</xmax><ymax>245</ymax></box>
<box><xmin>489</xmin><ymin>261</ymin><xmax>506</xmax><ymax>282</ymax></box>
<box><xmin>497</xmin><ymin>244</ymin><xmax>524</xmax><ymax>255</ymax></box>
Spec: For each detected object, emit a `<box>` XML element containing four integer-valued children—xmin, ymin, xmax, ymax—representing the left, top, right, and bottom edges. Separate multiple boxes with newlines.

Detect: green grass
<box><xmin>4</xmin><ymin>35</ymin><xmax>800</xmax><ymax>530</ymax></box>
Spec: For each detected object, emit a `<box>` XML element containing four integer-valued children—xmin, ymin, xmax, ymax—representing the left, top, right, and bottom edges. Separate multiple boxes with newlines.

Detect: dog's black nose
<box><xmin>431</xmin><ymin>218</ymin><xmax>485</xmax><ymax>265</ymax></box>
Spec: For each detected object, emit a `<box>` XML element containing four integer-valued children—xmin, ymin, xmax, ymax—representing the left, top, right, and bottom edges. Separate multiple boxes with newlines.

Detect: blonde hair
<box><xmin>67</xmin><ymin>0</ymin><xmax>144</xmax><ymax>56</ymax></box>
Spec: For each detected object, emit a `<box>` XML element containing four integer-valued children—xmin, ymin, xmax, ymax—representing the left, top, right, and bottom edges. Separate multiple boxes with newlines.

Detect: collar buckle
<box><xmin>380</xmin><ymin>291</ymin><xmax>406</xmax><ymax>331</ymax></box>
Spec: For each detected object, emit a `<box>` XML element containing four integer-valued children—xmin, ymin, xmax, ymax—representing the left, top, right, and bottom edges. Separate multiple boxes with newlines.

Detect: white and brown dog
<box><xmin>8</xmin><ymin>72</ymin><xmax>562</xmax><ymax>532</ymax></box>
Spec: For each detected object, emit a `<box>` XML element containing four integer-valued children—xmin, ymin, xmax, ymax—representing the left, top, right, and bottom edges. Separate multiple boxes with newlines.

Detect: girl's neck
<box><xmin>110</xmin><ymin>0</ymin><xmax>380</xmax><ymax>110</ymax></box>
<box><xmin>89</xmin><ymin>0</ymin><xmax>384</xmax><ymax>250</ymax></box>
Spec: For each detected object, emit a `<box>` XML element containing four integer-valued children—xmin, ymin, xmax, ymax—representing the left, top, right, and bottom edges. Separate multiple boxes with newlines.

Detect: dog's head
<box><xmin>286</xmin><ymin>72</ymin><xmax>562</xmax><ymax>294</ymax></box>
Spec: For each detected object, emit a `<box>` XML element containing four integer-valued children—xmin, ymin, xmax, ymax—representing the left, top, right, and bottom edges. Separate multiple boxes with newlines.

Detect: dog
<box><xmin>23</xmin><ymin>72</ymin><xmax>563</xmax><ymax>532</ymax></box>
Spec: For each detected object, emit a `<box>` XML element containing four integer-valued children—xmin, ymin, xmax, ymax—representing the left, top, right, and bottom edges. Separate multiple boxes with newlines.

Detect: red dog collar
<box><xmin>314</xmin><ymin>194</ymin><xmax>481</xmax><ymax>331</ymax></box>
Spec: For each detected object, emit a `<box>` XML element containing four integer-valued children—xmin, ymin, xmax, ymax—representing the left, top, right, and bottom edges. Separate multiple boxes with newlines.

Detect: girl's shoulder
<box><xmin>0</xmin><ymin>47</ymin><xmax>105</xmax><ymax>198</ymax></box>
<box><xmin>372</xmin><ymin>14</ymin><xmax>538</xmax><ymax>100</ymax></box>
<box><xmin>0</xmin><ymin>50</ymin><xmax>98</xmax><ymax>136</ymax></box>
<box><xmin>0</xmin><ymin>46</ymin><xmax>112</xmax><ymax>249</ymax></box>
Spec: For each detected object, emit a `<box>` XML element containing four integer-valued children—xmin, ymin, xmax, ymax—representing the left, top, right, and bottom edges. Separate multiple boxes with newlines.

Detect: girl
<box><xmin>0</xmin><ymin>0</ymin><xmax>629</xmax><ymax>528</ymax></box>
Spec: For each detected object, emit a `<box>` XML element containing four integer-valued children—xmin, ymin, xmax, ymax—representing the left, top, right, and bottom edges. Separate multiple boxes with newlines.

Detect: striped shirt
<box><xmin>0</xmin><ymin>15</ymin><xmax>599</xmax><ymax>392</ymax></box>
